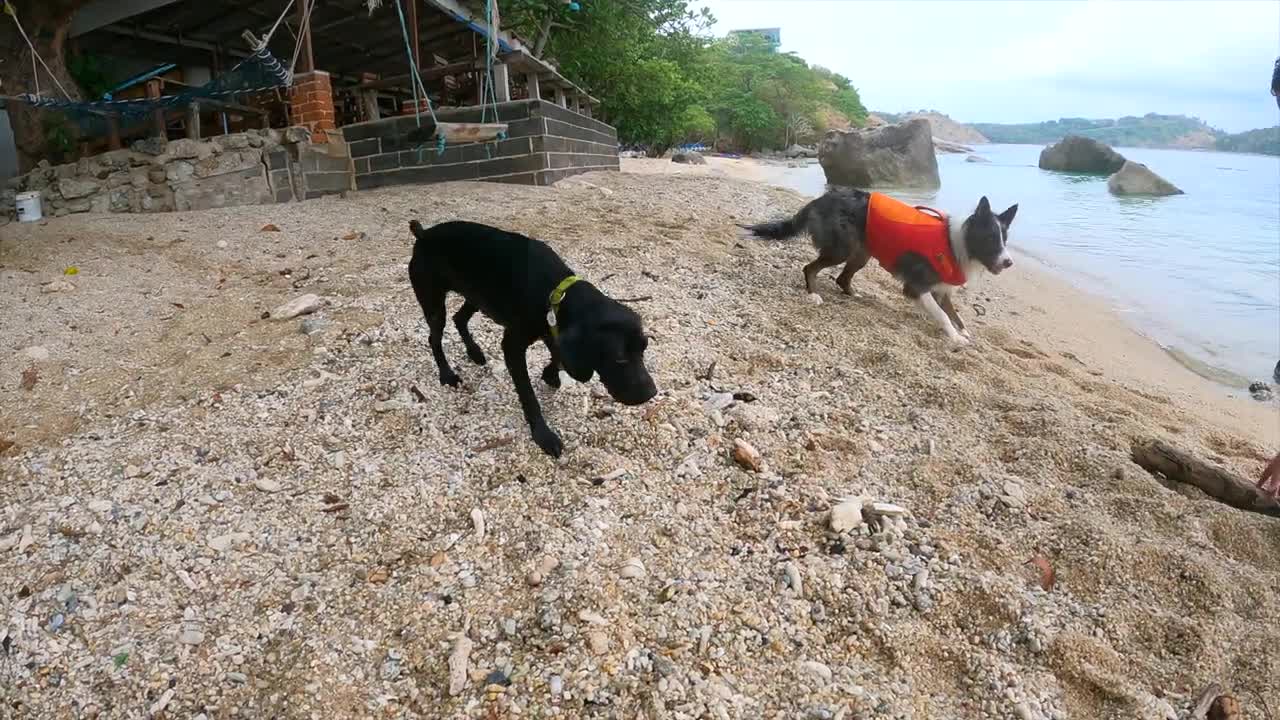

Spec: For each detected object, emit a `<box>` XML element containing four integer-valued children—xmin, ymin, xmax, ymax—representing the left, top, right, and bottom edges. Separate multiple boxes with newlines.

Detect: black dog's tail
<box><xmin>409</xmin><ymin>219</ymin><xmax>427</xmax><ymax>240</ymax></box>
<box><xmin>737</xmin><ymin>205</ymin><xmax>809</xmax><ymax>241</ymax></box>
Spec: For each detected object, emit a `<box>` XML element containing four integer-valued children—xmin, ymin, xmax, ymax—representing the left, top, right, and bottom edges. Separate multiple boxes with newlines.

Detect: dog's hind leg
<box><xmin>502</xmin><ymin>332</ymin><xmax>563</xmax><ymax>457</ymax></box>
<box><xmin>834</xmin><ymin>250</ymin><xmax>870</xmax><ymax>295</ymax></box>
<box><xmin>803</xmin><ymin>254</ymin><xmax>844</xmax><ymax>294</ymax></box>
<box><xmin>453</xmin><ymin>301</ymin><xmax>487</xmax><ymax>365</ymax></box>
<box><xmin>413</xmin><ymin>281</ymin><xmax>461</xmax><ymax>386</ymax></box>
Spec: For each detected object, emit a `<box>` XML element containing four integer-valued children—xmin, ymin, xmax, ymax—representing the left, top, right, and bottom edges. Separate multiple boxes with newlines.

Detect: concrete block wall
<box><xmin>341</xmin><ymin>99</ymin><xmax>619</xmax><ymax>190</ymax></box>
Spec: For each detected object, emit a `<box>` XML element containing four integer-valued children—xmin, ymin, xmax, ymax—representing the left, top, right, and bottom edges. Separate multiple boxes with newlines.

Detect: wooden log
<box><xmin>435</xmin><ymin>122</ymin><xmax>508</xmax><ymax>143</ymax></box>
<box><xmin>1130</xmin><ymin>439</ymin><xmax>1280</xmax><ymax>517</ymax></box>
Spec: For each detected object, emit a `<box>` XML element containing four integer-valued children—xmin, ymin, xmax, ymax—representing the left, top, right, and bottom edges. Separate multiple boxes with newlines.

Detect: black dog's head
<box><xmin>961</xmin><ymin>196</ymin><xmax>1018</xmax><ymax>275</ymax></box>
<box><xmin>558</xmin><ymin>301</ymin><xmax>658</xmax><ymax>406</ymax></box>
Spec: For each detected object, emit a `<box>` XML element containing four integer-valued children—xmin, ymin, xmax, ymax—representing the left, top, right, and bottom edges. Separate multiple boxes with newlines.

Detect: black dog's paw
<box><xmin>466</xmin><ymin>347</ymin><xmax>487</xmax><ymax>366</ymax></box>
<box><xmin>439</xmin><ymin>370</ymin><xmax>462</xmax><ymax>387</ymax></box>
<box><xmin>540</xmin><ymin>363</ymin><xmax>562</xmax><ymax>389</ymax></box>
<box><xmin>532</xmin><ymin>424</ymin><xmax>564</xmax><ymax>458</ymax></box>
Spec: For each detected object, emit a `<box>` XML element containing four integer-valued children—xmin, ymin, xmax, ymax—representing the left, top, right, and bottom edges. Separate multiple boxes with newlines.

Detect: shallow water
<box><xmin>764</xmin><ymin>145</ymin><xmax>1280</xmax><ymax>384</ymax></box>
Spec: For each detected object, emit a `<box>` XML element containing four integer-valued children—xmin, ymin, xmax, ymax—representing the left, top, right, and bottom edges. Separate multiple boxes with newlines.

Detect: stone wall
<box><xmin>342</xmin><ymin>99</ymin><xmax>619</xmax><ymax>190</ymax></box>
<box><xmin>2</xmin><ymin>127</ymin><xmax>354</xmax><ymax>218</ymax></box>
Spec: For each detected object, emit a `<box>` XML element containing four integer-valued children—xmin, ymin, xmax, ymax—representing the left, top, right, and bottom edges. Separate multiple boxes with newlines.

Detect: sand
<box><xmin>1</xmin><ymin>166</ymin><xmax>1277</xmax><ymax>719</ymax></box>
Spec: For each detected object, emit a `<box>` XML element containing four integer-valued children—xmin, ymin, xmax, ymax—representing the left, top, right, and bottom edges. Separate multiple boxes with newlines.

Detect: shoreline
<box><xmin>622</xmin><ymin>155</ymin><xmax>1277</xmax><ymax>444</ymax></box>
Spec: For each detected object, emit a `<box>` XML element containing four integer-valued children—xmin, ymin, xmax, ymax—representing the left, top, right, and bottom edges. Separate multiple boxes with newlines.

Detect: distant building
<box><xmin>729</xmin><ymin>27</ymin><xmax>781</xmax><ymax>48</ymax></box>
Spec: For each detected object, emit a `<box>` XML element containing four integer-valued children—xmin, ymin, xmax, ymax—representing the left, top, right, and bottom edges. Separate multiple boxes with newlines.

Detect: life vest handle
<box><xmin>913</xmin><ymin>206</ymin><xmax>947</xmax><ymax>220</ymax></box>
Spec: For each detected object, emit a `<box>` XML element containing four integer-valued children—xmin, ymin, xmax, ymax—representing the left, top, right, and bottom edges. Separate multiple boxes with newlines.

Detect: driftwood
<box><xmin>1131</xmin><ymin>439</ymin><xmax>1280</xmax><ymax>517</ymax></box>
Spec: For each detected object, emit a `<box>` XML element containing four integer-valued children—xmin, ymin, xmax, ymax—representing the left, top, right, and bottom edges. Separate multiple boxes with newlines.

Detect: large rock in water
<box><xmin>1038</xmin><ymin>135</ymin><xmax>1126</xmax><ymax>174</ymax></box>
<box><xmin>1107</xmin><ymin>160</ymin><xmax>1184</xmax><ymax>196</ymax></box>
<box><xmin>819</xmin><ymin>118</ymin><xmax>940</xmax><ymax>188</ymax></box>
<box><xmin>671</xmin><ymin>151</ymin><xmax>706</xmax><ymax>165</ymax></box>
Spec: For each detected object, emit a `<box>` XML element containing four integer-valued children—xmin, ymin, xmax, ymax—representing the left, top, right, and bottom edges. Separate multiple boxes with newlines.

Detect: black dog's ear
<box><xmin>557</xmin><ymin>324</ymin><xmax>595</xmax><ymax>383</ymax></box>
<box><xmin>975</xmin><ymin>196</ymin><xmax>992</xmax><ymax>216</ymax></box>
<box><xmin>997</xmin><ymin>203</ymin><xmax>1018</xmax><ymax>228</ymax></box>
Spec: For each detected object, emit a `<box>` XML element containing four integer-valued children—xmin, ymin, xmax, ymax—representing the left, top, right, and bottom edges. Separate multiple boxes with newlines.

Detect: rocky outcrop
<box><xmin>1038</xmin><ymin>135</ymin><xmax>1126</xmax><ymax>174</ymax></box>
<box><xmin>672</xmin><ymin>151</ymin><xmax>707</xmax><ymax>165</ymax></box>
<box><xmin>869</xmin><ymin>111</ymin><xmax>988</xmax><ymax>144</ymax></box>
<box><xmin>819</xmin><ymin>118</ymin><xmax>940</xmax><ymax>189</ymax></box>
<box><xmin>933</xmin><ymin>138</ymin><xmax>973</xmax><ymax>154</ymax></box>
<box><xmin>1107</xmin><ymin>160</ymin><xmax>1184</xmax><ymax>196</ymax></box>
<box><xmin>784</xmin><ymin>144</ymin><xmax>818</xmax><ymax>159</ymax></box>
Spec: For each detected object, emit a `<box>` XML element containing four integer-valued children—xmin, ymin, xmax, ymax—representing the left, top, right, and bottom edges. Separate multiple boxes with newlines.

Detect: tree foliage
<box><xmin>505</xmin><ymin>1</ymin><xmax>867</xmax><ymax>152</ymax></box>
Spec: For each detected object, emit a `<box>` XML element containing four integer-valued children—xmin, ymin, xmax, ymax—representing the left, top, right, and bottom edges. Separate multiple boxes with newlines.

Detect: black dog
<box><xmin>407</xmin><ymin>220</ymin><xmax>658</xmax><ymax>457</ymax></box>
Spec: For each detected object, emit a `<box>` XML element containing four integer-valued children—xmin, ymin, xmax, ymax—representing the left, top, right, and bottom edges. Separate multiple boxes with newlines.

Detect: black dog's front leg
<box><xmin>502</xmin><ymin>332</ymin><xmax>563</xmax><ymax>458</ymax></box>
<box><xmin>540</xmin><ymin>335</ymin><xmax>562</xmax><ymax>389</ymax></box>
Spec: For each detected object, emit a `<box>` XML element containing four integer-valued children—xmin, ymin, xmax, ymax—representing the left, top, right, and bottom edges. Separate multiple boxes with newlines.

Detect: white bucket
<box><xmin>15</xmin><ymin>191</ymin><xmax>42</xmax><ymax>223</ymax></box>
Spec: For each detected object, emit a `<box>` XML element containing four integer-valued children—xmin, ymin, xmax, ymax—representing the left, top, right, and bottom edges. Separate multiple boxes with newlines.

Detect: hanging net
<box><xmin>0</xmin><ymin>44</ymin><xmax>292</xmax><ymax>138</ymax></box>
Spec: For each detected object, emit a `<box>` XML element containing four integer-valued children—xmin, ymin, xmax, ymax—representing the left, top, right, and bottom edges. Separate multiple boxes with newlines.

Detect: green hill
<box><xmin>1215</xmin><ymin>126</ymin><xmax>1280</xmax><ymax>156</ymax></box>
<box><xmin>971</xmin><ymin>113</ymin><xmax>1219</xmax><ymax>149</ymax></box>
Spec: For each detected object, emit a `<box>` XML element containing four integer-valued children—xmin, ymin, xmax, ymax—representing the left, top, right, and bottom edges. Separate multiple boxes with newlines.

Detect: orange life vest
<box><xmin>865</xmin><ymin>192</ymin><xmax>966</xmax><ymax>286</ymax></box>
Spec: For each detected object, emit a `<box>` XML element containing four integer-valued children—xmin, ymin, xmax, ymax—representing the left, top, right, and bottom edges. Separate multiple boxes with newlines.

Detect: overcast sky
<box><xmin>695</xmin><ymin>0</ymin><xmax>1280</xmax><ymax>133</ymax></box>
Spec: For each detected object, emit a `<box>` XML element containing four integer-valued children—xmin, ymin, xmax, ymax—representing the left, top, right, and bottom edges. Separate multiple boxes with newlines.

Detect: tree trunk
<box><xmin>0</xmin><ymin>1</ymin><xmax>89</xmax><ymax>173</ymax></box>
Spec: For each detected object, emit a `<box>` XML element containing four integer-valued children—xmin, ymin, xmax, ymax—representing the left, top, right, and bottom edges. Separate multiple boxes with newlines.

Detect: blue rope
<box><xmin>481</xmin><ymin>0</ymin><xmax>507</xmax><ymax>153</ymax></box>
<box><xmin>394</xmin><ymin>0</ymin><xmax>446</xmax><ymax>155</ymax></box>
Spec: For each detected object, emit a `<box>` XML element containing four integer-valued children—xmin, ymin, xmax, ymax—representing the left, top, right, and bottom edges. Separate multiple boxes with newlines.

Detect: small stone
<box><xmin>704</xmin><ymin>392</ymin><xmax>735</xmax><ymax>413</ymax></box>
<box><xmin>253</xmin><ymin>477</ymin><xmax>284</xmax><ymax>493</ymax></box>
<box><xmin>577</xmin><ymin>610</ymin><xmax>608</xmax><ymax>626</ymax></box>
<box><xmin>867</xmin><ymin>438</ymin><xmax>885</xmax><ymax>453</ymax></box>
<box><xmin>21</xmin><ymin>346</ymin><xmax>50</xmax><ymax>362</ymax></box>
<box><xmin>178</xmin><ymin>628</ymin><xmax>205</xmax><ymax>645</ymax></box>
<box><xmin>447</xmin><ymin>634</ymin><xmax>474</xmax><ymax>696</ymax></box>
<box><xmin>731</xmin><ymin>438</ymin><xmax>763</xmax><ymax>472</ymax></box>
<box><xmin>88</xmin><ymin>500</ymin><xmax>112</xmax><ymax>514</ymax></box>
<box><xmin>207</xmin><ymin>532</ymin><xmax>250</xmax><ymax>552</ymax></box>
<box><xmin>123</xmin><ymin>464</ymin><xmax>141</xmax><ymax>479</ymax></box>
<box><xmin>271</xmin><ymin>293</ymin><xmax>324</xmax><ymax>320</ymax></box>
<box><xmin>470</xmin><ymin>509</ymin><xmax>486</xmax><ymax>541</ymax></box>
<box><xmin>828</xmin><ymin>497</ymin><xmax>866</xmax><ymax>533</ymax></box>
<box><xmin>806</xmin><ymin>292</ymin><xmax>823</xmax><ymax>306</ymax></box>
<box><xmin>799</xmin><ymin>660</ymin><xmax>833</xmax><ymax>684</ymax></box>
<box><xmin>41</xmin><ymin>279</ymin><xmax>76</xmax><ymax>294</ymax></box>
<box><xmin>300</xmin><ymin>317</ymin><xmax>330</xmax><ymax>335</ymax></box>
<box><xmin>216</xmin><ymin>240</ymin><xmax>228</xmax><ymax>249</ymax></box>
<box><xmin>226</xmin><ymin>671</ymin><xmax>248</xmax><ymax>684</ymax></box>
<box><xmin>619</xmin><ymin>558</ymin><xmax>646</xmax><ymax>579</ymax></box>
<box><xmin>549</xmin><ymin>675</ymin><xmax>564</xmax><ymax>695</ymax></box>
<box><xmin>586</xmin><ymin>630</ymin><xmax>609</xmax><ymax>655</ymax></box>
<box><xmin>782</xmin><ymin>561</ymin><xmax>803</xmax><ymax>596</ymax></box>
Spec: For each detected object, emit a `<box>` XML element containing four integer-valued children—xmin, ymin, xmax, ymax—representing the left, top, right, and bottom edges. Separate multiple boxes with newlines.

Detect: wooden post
<box><xmin>296</xmin><ymin>0</ymin><xmax>315</xmax><ymax>74</ymax></box>
<box><xmin>553</xmin><ymin>87</ymin><xmax>567</xmax><ymax>108</ymax></box>
<box><xmin>525</xmin><ymin>73</ymin><xmax>541</xmax><ymax>101</ymax></box>
<box><xmin>403</xmin><ymin>0</ymin><xmax>420</xmax><ymax>71</ymax></box>
<box><xmin>187</xmin><ymin>101</ymin><xmax>201</xmax><ymax>140</ymax></box>
<box><xmin>492</xmin><ymin>63</ymin><xmax>510</xmax><ymax>103</ymax></box>
<box><xmin>581</xmin><ymin>102</ymin><xmax>591</xmax><ymax>119</ymax></box>
<box><xmin>146</xmin><ymin>80</ymin><xmax>166</xmax><ymax>139</ymax></box>
<box><xmin>361</xmin><ymin>89</ymin><xmax>381</xmax><ymax>121</ymax></box>
<box><xmin>106</xmin><ymin>116</ymin><xmax>122</xmax><ymax>150</ymax></box>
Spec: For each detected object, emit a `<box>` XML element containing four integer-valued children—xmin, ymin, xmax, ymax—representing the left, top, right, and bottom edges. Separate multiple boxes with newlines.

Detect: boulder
<box><xmin>965</xmin><ymin>155</ymin><xmax>991</xmax><ymax>163</ymax></box>
<box><xmin>671</xmin><ymin>151</ymin><xmax>706</xmax><ymax>165</ymax></box>
<box><xmin>933</xmin><ymin>138</ymin><xmax>973</xmax><ymax>154</ymax></box>
<box><xmin>784</xmin><ymin>144</ymin><xmax>818</xmax><ymax>159</ymax></box>
<box><xmin>818</xmin><ymin>118</ymin><xmax>940</xmax><ymax>188</ymax></box>
<box><xmin>131</xmin><ymin>137</ymin><xmax>169</xmax><ymax>156</ymax></box>
<box><xmin>57</xmin><ymin>178</ymin><xmax>100</xmax><ymax>200</ymax></box>
<box><xmin>1106</xmin><ymin>160</ymin><xmax>1184</xmax><ymax>196</ymax></box>
<box><xmin>1038</xmin><ymin>135</ymin><xmax>1125</xmax><ymax>174</ymax></box>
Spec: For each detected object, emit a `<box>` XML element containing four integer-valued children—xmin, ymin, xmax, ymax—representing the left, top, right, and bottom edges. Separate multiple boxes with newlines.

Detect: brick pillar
<box><xmin>290</xmin><ymin>70</ymin><xmax>336</xmax><ymax>143</ymax></box>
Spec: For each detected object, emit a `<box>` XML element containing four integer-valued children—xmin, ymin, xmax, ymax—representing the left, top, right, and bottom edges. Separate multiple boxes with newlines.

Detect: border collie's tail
<box><xmin>737</xmin><ymin>205</ymin><xmax>809</xmax><ymax>241</ymax></box>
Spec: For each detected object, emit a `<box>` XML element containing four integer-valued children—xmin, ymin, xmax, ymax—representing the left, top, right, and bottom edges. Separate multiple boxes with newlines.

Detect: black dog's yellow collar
<box><xmin>546</xmin><ymin>275</ymin><xmax>581</xmax><ymax>338</ymax></box>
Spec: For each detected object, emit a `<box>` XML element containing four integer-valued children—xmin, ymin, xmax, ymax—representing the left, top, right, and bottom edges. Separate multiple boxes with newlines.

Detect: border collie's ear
<box><xmin>976</xmin><ymin>196</ymin><xmax>991</xmax><ymax>216</ymax></box>
<box><xmin>998</xmin><ymin>203</ymin><xmax>1018</xmax><ymax>227</ymax></box>
<box><xmin>558</xmin><ymin>324</ymin><xmax>595</xmax><ymax>383</ymax></box>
